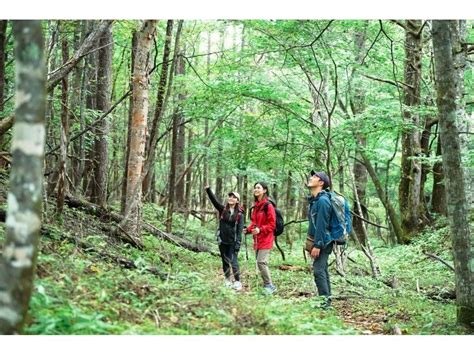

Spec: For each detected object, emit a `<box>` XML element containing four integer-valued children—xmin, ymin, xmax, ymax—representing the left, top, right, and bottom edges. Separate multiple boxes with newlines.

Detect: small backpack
<box><xmin>327</xmin><ymin>191</ymin><xmax>352</xmax><ymax>245</ymax></box>
<box><xmin>263</xmin><ymin>200</ymin><xmax>284</xmax><ymax>237</ymax></box>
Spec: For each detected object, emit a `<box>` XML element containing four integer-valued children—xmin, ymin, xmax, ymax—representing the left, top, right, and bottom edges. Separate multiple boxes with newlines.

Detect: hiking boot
<box><xmin>232</xmin><ymin>281</ymin><xmax>243</xmax><ymax>291</ymax></box>
<box><xmin>263</xmin><ymin>284</ymin><xmax>276</xmax><ymax>295</ymax></box>
<box><xmin>314</xmin><ymin>296</ymin><xmax>331</xmax><ymax>310</ymax></box>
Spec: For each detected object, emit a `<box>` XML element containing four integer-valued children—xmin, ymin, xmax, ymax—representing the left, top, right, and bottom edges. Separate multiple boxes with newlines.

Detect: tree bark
<box><xmin>432</xmin><ymin>19</ymin><xmax>473</xmax><ymax>329</ymax></box>
<box><xmin>143</xmin><ymin>20</ymin><xmax>174</xmax><ymax>200</ymax></box>
<box><xmin>70</xmin><ymin>21</ymin><xmax>86</xmax><ymax>191</ymax></box>
<box><xmin>398</xmin><ymin>20</ymin><xmax>425</xmax><ymax>242</ymax></box>
<box><xmin>431</xmin><ymin>135</ymin><xmax>447</xmax><ymax>215</ymax></box>
<box><xmin>121</xmin><ymin>31</ymin><xmax>137</xmax><ymax>214</ymax></box>
<box><xmin>56</xmin><ymin>27</ymin><xmax>69</xmax><ymax>214</ymax></box>
<box><xmin>349</xmin><ymin>22</ymin><xmax>369</xmax><ymax>246</ymax></box>
<box><xmin>82</xmin><ymin>22</ymin><xmax>98</xmax><ymax>198</ymax></box>
<box><xmin>0</xmin><ymin>20</ymin><xmax>8</xmax><ymax>167</ymax></box>
<box><xmin>92</xmin><ymin>24</ymin><xmax>113</xmax><ymax>207</ymax></box>
<box><xmin>123</xmin><ymin>20</ymin><xmax>156</xmax><ymax>239</ymax></box>
<box><xmin>0</xmin><ymin>20</ymin><xmax>46</xmax><ymax>334</ymax></box>
<box><xmin>357</xmin><ymin>144</ymin><xmax>405</xmax><ymax>244</ymax></box>
<box><xmin>0</xmin><ymin>20</ymin><xmax>6</xmax><ymax>114</ymax></box>
<box><xmin>174</xmin><ymin>49</ymin><xmax>186</xmax><ymax>207</ymax></box>
<box><xmin>200</xmin><ymin>30</ymin><xmax>212</xmax><ymax>226</ymax></box>
<box><xmin>184</xmin><ymin>128</ymin><xmax>193</xmax><ymax>215</ymax></box>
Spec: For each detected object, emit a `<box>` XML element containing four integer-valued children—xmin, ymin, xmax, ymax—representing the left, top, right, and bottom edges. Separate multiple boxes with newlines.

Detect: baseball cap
<box><xmin>228</xmin><ymin>191</ymin><xmax>240</xmax><ymax>201</ymax></box>
<box><xmin>309</xmin><ymin>170</ymin><xmax>331</xmax><ymax>189</ymax></box>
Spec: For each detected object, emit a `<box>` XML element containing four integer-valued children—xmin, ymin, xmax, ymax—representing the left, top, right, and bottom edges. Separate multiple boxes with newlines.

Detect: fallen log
<box><xmin>63</xmin><ymin>195</ymin><xmax>218</xmax><ymax>256</ymax></box>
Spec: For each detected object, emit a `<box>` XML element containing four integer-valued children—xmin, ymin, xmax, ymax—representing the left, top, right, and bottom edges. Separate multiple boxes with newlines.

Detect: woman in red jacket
<box><xmin>246</xmin><ymin>181</ymin><xmax>277</xmax><ymax>294</ymax></box>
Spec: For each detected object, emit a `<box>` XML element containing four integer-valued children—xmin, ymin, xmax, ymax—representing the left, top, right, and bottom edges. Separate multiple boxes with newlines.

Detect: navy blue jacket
<box><xmin>307</xmin><ymin>190</ymin><xmax>332</xmax><ymax>249</ymax></box>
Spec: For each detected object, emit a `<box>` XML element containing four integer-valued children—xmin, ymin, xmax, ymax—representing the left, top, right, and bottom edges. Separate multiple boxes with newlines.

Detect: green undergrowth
<box><xmin>0</xmin><ymin>202</ymin><xmax>470</xmax><ymax>334</ymax></box>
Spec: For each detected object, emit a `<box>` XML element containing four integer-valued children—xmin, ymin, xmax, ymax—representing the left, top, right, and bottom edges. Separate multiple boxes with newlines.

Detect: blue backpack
<box><xmin>327</xmin><ymin>192</ymin><xmax>352</xmax><ymax>245</ymax></box>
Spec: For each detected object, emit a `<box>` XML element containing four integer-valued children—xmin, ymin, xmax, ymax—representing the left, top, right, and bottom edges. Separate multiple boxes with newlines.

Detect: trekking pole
<box><xmin>244</xmin><ymin>230</ymin><xmax>249</xmax><ymax>261</ymax></box>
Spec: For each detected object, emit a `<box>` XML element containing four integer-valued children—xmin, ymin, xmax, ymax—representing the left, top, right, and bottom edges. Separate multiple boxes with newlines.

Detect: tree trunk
<box><xmin>70</xmin><ymin>21</ymin><xmax>86</xmax><ymax>191</ymax></box>
<box><xmin>349</xmin><ymin>160</ymin><xmax>381</xmax><ymax>278</ymax></box>
<box><xmin>56</xmin><ymin>28</ymin><xmax>69</xmax><ymax>214</ymax></box>
<box><xmin>0</xmin><ymin>20</ymin><xmax>46</xmax><ymax>334</ymax></box>
<box><xmin>0</xmin><ymin>20</ymin><xmax>6</xmax><ymax>165</ymax></box>
<box><xmin>123</xmin><ymin>20</ymin><xmax>156</xmax><ymax>239</ymax></box>
<box><xmin>352</xmin><ymin>142</ymin><xmax>368</xmax><ymax>245</ymax></box>
<box><xmin>431</xmin><ymin>135</ymin><xmax>447</xmax><ymax>215</ymax></box>
<box><xmin>121</xmin><ymin>31</ymin><xmax>137</xmax><ymax>214</ymax></box>
<box><xmin>448</xmin><ymin>20</ymin><xmax>472</xmax><ymax>208</ymax></box>
<box><xmin>175</xmin><ymin>99</ymin><xmax>186</xmax><ymax>208</ymax></box>
<box><xmin>349</xmin><ymin>22</ymin><xmax>369</xmax><ymax>246</ymax></box>
<box><xmin>398</xmin><ymin>20</ymin><xmax>425</xmax><ymax>242</ymax></box>
<box><xmin>419</xmin><ymin>115</ymin><xmax>434</xmax><ymax>222</ymax></box>
<box><xmin>0</xmin><ymin>20</ymin><xmax>6</xmax><ymax>113</ymax></box>
<box><xmin>166</xmin><ymin>107</ymin><xmax>179</xmax><ymax>232</ymax></box>
<box><xmin>184</xmin><ymin>128</ymin><xmax>193</xmax><ymax>216</ymax></box>
<box><xmin>432</xmin><ymin>19</ymin><xmax>473</xmax><ymax>329</ymax></box>
<box><xmin>92</xmin><ymin>24</ymin><xmax>113</xmax><ymax>207</ymax></box>
<box><xmin>143</xmin><ymin>20</ymin><xmax>174</xmax><ymax>200</ymax></box>
<box><xmin>357</xmin><ymin>143</ymin><xmax>405</xmax><ymax>244</ymax></box>
<box><xmin>200</xmin><ymin>30</ymin><xmax>211</xmax><ymax>226</ymax></box>
<box><xmin>82</xmin><ymin>25</ymin><xmax>98</xmax><ymax>198</ymax></box>
<box><xmin>170</xmin><ymin>45</ymin><xmax>186</xmax><ymax>214</ymax></box>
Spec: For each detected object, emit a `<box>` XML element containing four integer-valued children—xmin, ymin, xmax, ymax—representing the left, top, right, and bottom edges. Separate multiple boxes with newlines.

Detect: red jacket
<box><xmin>247</xmin><ymin>198</ymin><xmax>276</xmax><ymax>250</ymax></box>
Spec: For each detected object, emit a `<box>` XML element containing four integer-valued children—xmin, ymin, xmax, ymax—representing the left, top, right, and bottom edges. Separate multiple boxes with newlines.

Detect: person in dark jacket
<box><xmin>307</xmin><ymin>171</ymin><xmax>333</xmax><ymax>308</ymax></box>
<box><xmin>205</xmin><ymin>186</ymin><xmax>244</xmax><ymax>290</ymax></box>
<box><xmin>246</xmin><ymin>181</ymin><xmax>277</xmax><ymax>294</ymax></box>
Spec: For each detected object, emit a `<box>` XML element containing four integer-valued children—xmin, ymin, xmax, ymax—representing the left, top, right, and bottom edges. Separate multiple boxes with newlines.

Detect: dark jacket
<box><xmin>247</xmin><ymin>197</ymin><xmax>276</xmax><ymax>250</ymax></box>
<box><xmin>206</xmin><ymin>187</ymin><xmax>244</xmax><ymax>249</ymax></box>
<box><xmin>307</xmin><ymin>190</ymin><xmax>332</xmax><ymax>249</ymax></box>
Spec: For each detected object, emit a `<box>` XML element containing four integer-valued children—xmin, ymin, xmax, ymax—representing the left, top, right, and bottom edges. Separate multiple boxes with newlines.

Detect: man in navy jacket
<box><xmin>307</xmin><ymin>171</ymin><xmax>333</xmax><ymax>308</ymax></box>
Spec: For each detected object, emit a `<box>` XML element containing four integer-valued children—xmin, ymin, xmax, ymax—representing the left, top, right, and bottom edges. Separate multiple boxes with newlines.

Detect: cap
<box><xmin>309</xmin><ymin>170</ymin><xmax>331</xmax><ymax>189</ymax></box>
<box><xmin>228</xmin><ymin>191</ymin><xmax>240</xmax><ymax>201</ymax></box>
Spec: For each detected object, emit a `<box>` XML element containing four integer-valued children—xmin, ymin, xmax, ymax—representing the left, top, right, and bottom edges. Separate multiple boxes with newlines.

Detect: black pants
<box><xmin>312</xmin><ymin>242</ymin><xmax>334</xmax><ymax>304</ymax></box>
<box><xmin>219</xmin><ymin>243</ymin><xmax>240</xmax><ymax>281</ymax></box>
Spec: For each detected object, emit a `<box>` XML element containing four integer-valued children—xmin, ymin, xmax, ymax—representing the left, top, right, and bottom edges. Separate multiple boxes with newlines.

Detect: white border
<box><xmin>2</xmin><ymin>0</ymin><xmax>474</xmax><ymax>19</ymax></box>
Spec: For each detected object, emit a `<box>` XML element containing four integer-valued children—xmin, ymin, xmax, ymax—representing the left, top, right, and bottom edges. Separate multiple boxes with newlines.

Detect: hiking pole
<box><xmin>244</xmin><ymin>230</ymin><xmax>249</xmax><ymax>261</ymax></box>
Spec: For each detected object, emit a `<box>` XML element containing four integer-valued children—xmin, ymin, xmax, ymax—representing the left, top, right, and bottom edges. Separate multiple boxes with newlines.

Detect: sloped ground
<box><xmin>0</xmin><ymin>172</ymin><xmax>470</xmax><ymax>334</ymax></box>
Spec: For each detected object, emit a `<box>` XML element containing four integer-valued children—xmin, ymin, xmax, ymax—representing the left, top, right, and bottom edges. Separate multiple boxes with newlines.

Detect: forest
<box><xmin>0</xmin><ymin>19</ymin><xmax>472</xmax><ymax>335</ymax></box>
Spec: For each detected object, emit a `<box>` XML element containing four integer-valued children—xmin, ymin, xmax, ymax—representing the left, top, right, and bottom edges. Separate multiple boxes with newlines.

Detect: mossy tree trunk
<box><xmin>398</xmin><ymin>20</ymin><xmax>425</xmax><ymax>243</ymax></box>
<box><xmin>432</xmin><ymin>19</ymin><xmax>473</xmax><ymax>329</ymax></box>
<box><xmin>0</xmin><ymin>20</ymin><xmax>46</xmax><ymax>334</ymax></box>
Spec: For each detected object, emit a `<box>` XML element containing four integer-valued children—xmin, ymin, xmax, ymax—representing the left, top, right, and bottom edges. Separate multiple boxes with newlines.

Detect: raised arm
<box><xmin>205</xmin><ymin>186</ymin><xmax>224</xmax><ymax>214</ymax></box>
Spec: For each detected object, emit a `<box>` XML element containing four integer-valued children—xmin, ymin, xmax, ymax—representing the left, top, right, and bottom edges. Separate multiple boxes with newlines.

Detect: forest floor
<box><xmin>0</xmin><ymin>175</ymin><xmax>471</xmax><ymax>335</ymax></box>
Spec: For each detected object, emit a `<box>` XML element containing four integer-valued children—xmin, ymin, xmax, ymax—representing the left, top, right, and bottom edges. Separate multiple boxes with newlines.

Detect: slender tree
<box><xmin>431</xmin><ymin>136</ymin><xmax>447</xmax><ymax>215</ymax></box>
<box><xmin>143</xmin><ymin>20</ymin><xmax>174</xmax><ymax>200</ymax></box>
<box><xmin>56</xmin><ymin>24</ymin><xmax>69</xmax><ymax>214</ymax></box>
<box><xmin>92</xmin><ymin>23</ymin><xmax>113</xmax><ymax>207</ymax></box>
<box><xmin>0</xmin><ymin>20</ymin><xmax>8</xmax><ymax>166</ymax></box>
<box><xmin>121</xmin><ymin>31</ymin><xmax>138</xmax><ymax>214</ymax></box>
<box><xmin>123</xmin><ymin>20</ymin><xmax>156</xmax><ymax>239</ymax></box>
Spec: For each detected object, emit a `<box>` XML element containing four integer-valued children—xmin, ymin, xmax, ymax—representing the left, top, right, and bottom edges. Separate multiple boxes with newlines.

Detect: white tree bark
<box><xmin>0</xmin><ymin>20</ymin><xmax>46</xmax><ymax>334</ymax></box>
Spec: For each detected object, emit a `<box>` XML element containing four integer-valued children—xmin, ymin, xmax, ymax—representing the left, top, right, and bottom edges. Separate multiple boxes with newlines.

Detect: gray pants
<box><xmin>312</xmin><ymin>242</ymin><xmax>334</xmax><ymax>304</ymax></box>
<box><xmin>256</xmin><ymin>249</ymin><xmax>272</xmax><ymax>286</ymax></box>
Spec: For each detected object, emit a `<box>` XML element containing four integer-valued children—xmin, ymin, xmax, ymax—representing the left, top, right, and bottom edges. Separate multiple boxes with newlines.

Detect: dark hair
<box><xmin>222</xmin><ymin>202</ymin><xmax>241</xmax><ymax>222</ymax></box>
<box><xmin>253</xmin><ymin>181</ymin><xmax>270</xmax><ymax>202</ymax></box>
